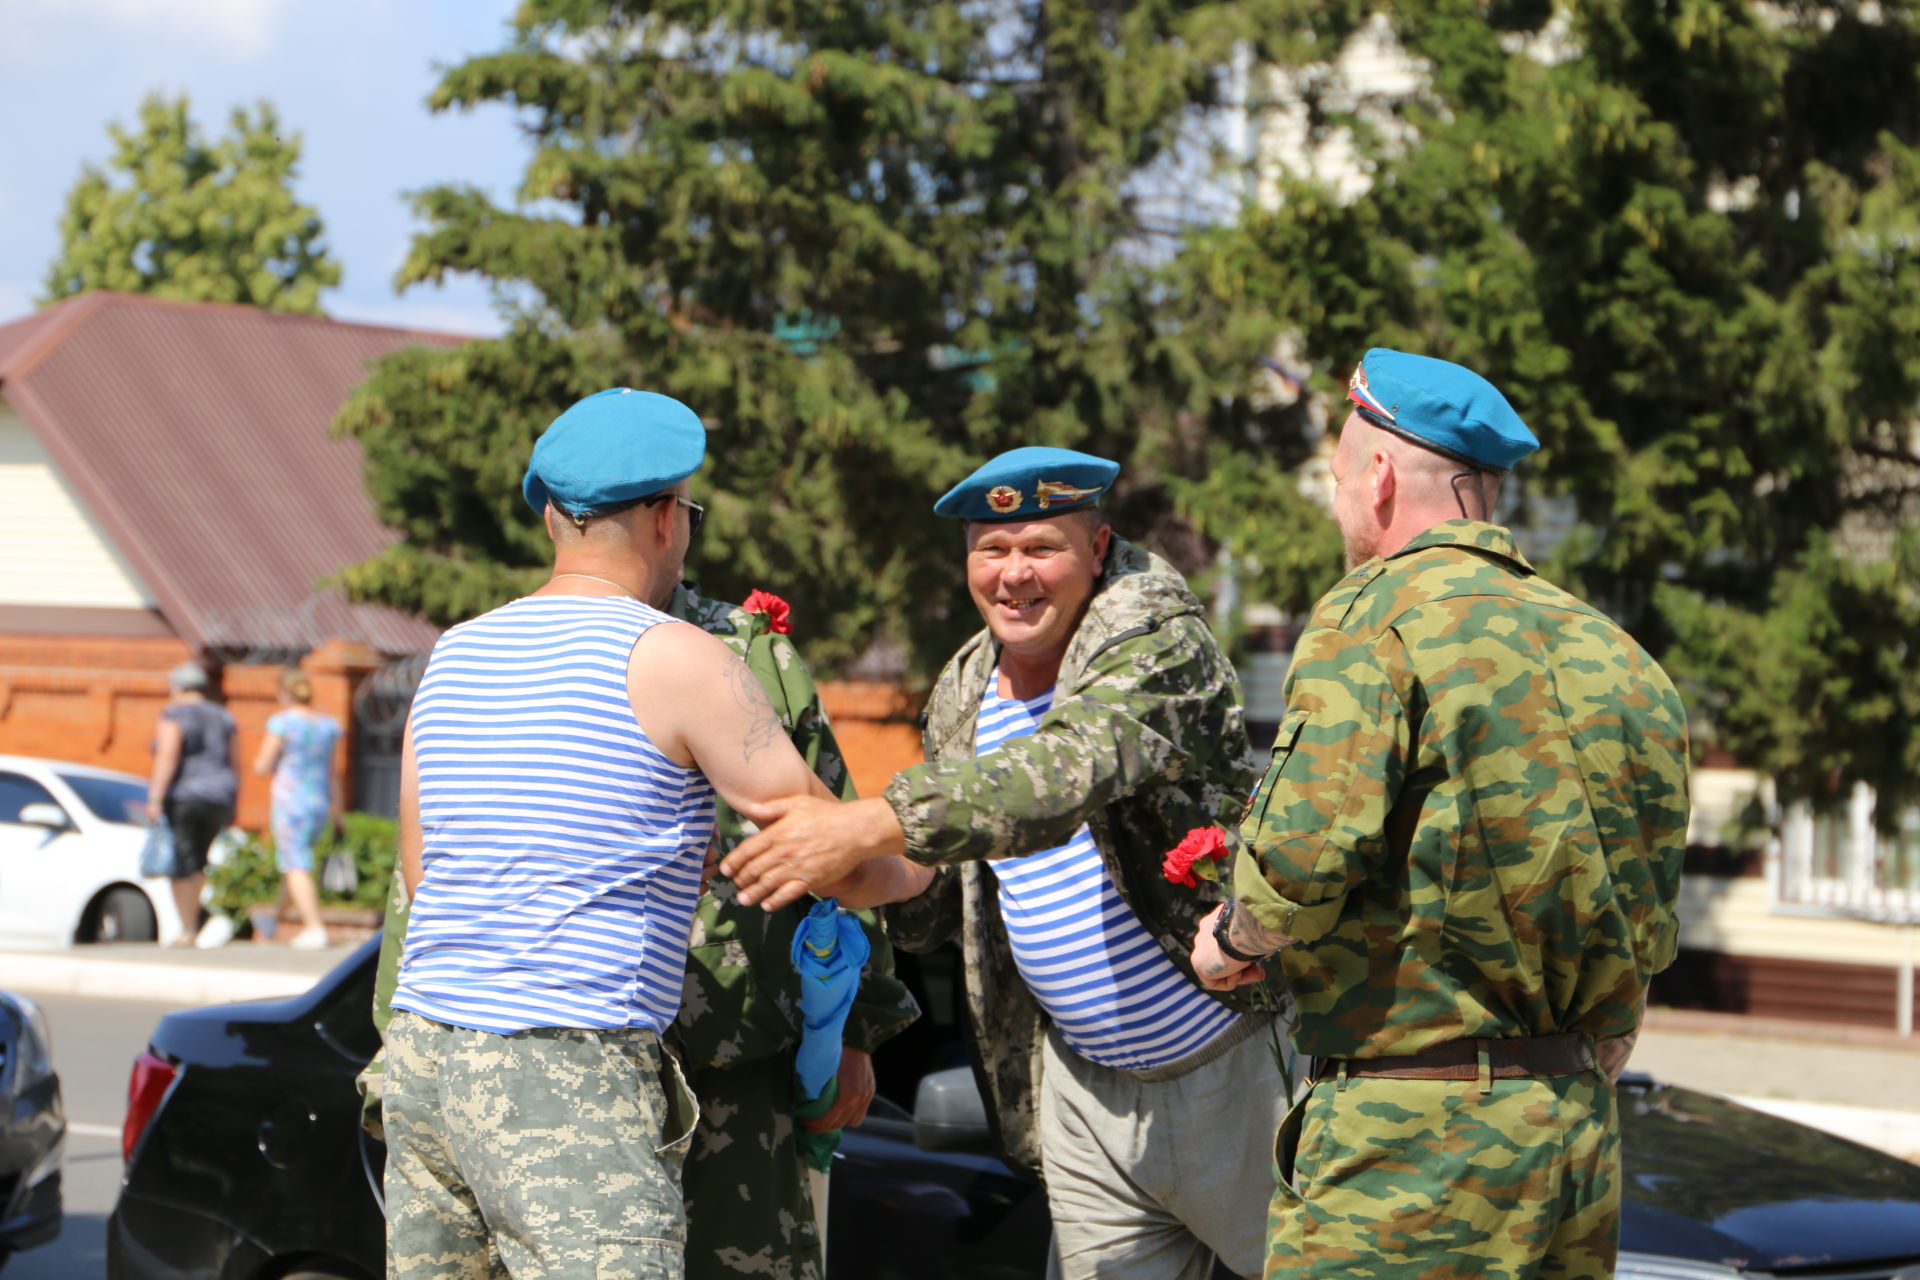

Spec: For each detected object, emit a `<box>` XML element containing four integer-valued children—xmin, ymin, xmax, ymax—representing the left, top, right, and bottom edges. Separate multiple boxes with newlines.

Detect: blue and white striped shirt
<box><xmin>977</xmin><ymin>676</ymin><xmax>1238</xmax><ymax>1070</ymax></box>
<box><xmin>393</xmin><ymin>596</ymin><xmax>716</xmax><ymax>1037</ymax></box>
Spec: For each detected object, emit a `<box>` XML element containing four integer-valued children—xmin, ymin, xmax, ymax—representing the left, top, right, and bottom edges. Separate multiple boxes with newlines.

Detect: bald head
<box><xmin>1331</xmin><ymin>412</ymin><xmax>1502</xmax><ymax>566</ymax></box>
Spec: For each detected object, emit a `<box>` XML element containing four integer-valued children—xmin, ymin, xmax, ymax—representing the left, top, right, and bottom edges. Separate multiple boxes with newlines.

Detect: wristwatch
<box><xmin>1212</xmin><ymin>901</ymin><xmax>1269</xmax><ymax>965</ymax></box>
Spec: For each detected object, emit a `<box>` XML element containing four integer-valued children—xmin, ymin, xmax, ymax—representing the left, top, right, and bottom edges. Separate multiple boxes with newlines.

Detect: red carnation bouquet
<box><xmin>741</xmin><ymin>589</ymin><xmax>792</xmax><ymax>635</ymax></box>
<box><xmin>1164</xmin><ymin>823</ymin><xmax>1297</xmax><ymax>1099</ymax></box>
<box><xmin>1162</xmin><ymin>825</ymin><xmax>1229</xmax><ymax>887</ymax></box>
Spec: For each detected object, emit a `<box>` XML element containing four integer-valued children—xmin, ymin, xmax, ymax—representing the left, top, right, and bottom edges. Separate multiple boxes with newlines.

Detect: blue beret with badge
<box><xmin>933</xmin><ymin>446</ymin><xmax>1120</xmax><ymax>521</ymax></box>
<box><xmin>522</xmin><ymin>388</ymin><xmax>707</xmax><ymax>515</ymax></box>
<box><xmin>1346</xmin><ymin>348</ymin><xmax>1538</xmax><ymax>471</ymax></box>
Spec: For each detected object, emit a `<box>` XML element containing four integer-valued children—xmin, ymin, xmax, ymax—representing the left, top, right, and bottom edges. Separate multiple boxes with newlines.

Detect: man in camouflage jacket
<box><xmin>364</xmin><ymin>582</ymin><xmax>918</xmax><ymax>1280</ymax></box>
<box><xmin>722</xmin><ymin>448</ymin><xmax>1293</xmax><ymax>1280</ymax></box>
<box><xmin>1196</xmin><ymin>350</ymin><xmax>1689</xmax><ymax>1280</ymax></box>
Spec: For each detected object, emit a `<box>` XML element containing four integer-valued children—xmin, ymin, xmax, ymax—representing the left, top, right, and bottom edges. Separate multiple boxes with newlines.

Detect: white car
<box><xmin>0</xmin><ymin>755</ymin><xmax>187</xmax><ymax>948</ymax></box>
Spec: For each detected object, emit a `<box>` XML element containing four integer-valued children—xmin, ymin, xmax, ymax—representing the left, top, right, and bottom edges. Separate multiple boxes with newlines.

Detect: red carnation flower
<box><xmin>741</xmin><ymin>589</ymin><xmax>792</xmax><ymax>634</ymax></box>
<box><xmin>1161</xmin><ymin>826</ymin><xmax>1229</xmax><ymax>888</ymax></box>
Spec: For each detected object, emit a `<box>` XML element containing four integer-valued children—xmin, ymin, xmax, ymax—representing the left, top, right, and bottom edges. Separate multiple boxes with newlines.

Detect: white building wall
<box><xmin>0</xmin><ymin>397</ymin><xmax>157</xmax><ymax>609</ymax></box>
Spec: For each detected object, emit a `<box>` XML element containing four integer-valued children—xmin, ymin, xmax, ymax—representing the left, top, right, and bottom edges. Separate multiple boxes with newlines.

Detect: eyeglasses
<box><xmin>642</xmin><ymin>492</ymin><xmax>705</xmax><ymax>539</ymax></box>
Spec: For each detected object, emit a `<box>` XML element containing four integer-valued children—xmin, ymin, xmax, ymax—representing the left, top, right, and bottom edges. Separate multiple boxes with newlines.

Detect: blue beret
<box><xmin>522</xmin><ymin>388</ymin><xmax>707</xmax><ymax>515</ymax></box>
<box><xmin>933</xmin><ymin>447</ymin><xmax>1120</xmax><ymax>521</ymax></box>
<box><xmin>1347</xmin><ymin>349</ymin><xmax>1538</xmax><ymax>471</ymax></box>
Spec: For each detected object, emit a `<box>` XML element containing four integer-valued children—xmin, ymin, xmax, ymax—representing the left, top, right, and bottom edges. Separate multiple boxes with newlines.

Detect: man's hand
<box><xmin>1190</xmin><ymin>903</ymin><xmax>1266</xmax><ymax>992</ymax></box>
<box><xmin>698</xmin><ymin>837</ymin><xmax>722</xmax><ymax>896</ymax></box>
<box><xmin>803</xmin><ymin>1046</ymin><xmax>877</xmax><ymax>1133</ymax></box>
<box><xmin>722</xmin><ymin>795</ymin><xmax>907</xmax><ymax>911</ymax></box>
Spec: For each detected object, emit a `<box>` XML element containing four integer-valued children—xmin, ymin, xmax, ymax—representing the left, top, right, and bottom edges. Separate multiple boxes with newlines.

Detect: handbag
<box><xmin>139</xmin><ymin>818</ymin><xmax>178</xmax><ymax>878</ymax></box>
<box><xmin>320</xmin><ymin>850</ymin><xmax>359</xmax><ymax>897</ymax></box>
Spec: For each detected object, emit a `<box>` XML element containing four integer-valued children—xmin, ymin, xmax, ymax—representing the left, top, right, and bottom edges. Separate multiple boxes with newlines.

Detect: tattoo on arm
<box><xmin>1225</xmin><ymin>902</ymin><xmax>1295</xmax><ymax>960</ymax></box>
<box><xmin>723</xmin><ymin>655</ymin><xmax>783</xmax><ymax>763</ymax></box>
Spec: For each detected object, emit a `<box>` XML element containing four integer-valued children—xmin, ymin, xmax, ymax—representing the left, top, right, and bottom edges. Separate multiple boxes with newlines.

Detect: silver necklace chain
<box><xmin>548</xmin><ymin>572</ymin><xmax>637</xmax><ymax>598</ymax></box>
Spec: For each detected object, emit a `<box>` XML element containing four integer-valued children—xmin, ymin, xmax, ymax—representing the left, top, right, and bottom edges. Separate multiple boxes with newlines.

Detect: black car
<box><xmin>110</xmin><ymin>941</ymin><xmax>1920</xmax><ymax>1280</ymax></box>
<box><xmin>0</xmin><ymin>989</ymin><xmax>63</xmax><ymax>1273</ymax></box>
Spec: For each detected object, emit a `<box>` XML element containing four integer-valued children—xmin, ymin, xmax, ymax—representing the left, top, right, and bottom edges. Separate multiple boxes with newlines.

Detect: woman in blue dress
<box><xmin>252</xmin><ymin>667</ymin><xmax>343</xmax><ymax>950</ymax></box>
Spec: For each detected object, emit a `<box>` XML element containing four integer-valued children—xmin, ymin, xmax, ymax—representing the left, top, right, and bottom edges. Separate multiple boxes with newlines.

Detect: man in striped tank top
<box><xmin>384</xmin><ymin>390</ymin><xmax>860</xmax><ymax>1280</ymax></box>
<box><xmin>724</xmin><ymin>448</ymin><xmax>1297</xmax><ymax>1280</ymax></box>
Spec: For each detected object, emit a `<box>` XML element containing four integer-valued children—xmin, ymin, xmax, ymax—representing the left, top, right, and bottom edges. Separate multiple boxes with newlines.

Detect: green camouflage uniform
<box><xmin>667</xmin><ymin>585</ymin><xmax>919</xmax><ymax>1280</ymax></box>
<box><xmin>886</xmin><ymin>537</ymin><xmax>1275</xmax><ymax>1176</ymax></box>
<box><xmin>370</xmin><ymin>584</ymin><xmax>918</xmax><ymax>1280</ymax></box>
<box><xmin>1232</xmin><ymin>521</ymin><xmax>1689</xmax><ymax>1280</ymax></box>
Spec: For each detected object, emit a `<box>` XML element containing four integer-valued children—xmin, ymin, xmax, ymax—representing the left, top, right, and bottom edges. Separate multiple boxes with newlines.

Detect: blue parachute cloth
<box><xmin>789</xmin><ymin>898</ymin><xmax>870</xmax><ymax>1101</ymax></box>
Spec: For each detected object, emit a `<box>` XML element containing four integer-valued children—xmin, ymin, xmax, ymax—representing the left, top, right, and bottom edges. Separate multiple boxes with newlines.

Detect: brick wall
<box><xmin>818</xmin><ymin>680</ymin><xmax>924</xmax><ymax>797</ymax></box>
<box><xmin>0</xmin><ymin>633</ymin><xmax>381</xmax><ymax>829</ymax></box>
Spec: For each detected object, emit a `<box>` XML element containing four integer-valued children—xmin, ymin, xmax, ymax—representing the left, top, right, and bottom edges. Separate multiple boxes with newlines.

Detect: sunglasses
<box><xmin>563</xmin><ymin>492</ymin><xmax>705</xmax><ymax>539</ymax></box>
<box><xmin>643</xmin><ymin>492</ymin><xmax>706</xmax><ymax>540</ymax></box>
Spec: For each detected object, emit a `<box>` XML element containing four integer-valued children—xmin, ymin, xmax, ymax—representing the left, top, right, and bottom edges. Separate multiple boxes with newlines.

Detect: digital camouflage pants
<box><xmin>384</xmin><ymin>1010</ymin><xmax>699</xmax><ymax>1280</ymax></box>
<box><xmin>1266</xmin><ymin>1068</ymin><xmax>1618</xmax><ymax>1280</ymax></box>
<box><xmin>682</xmin><ymin>1055</ymin><xmax>822</xmax><ymax>1280</ymax></box>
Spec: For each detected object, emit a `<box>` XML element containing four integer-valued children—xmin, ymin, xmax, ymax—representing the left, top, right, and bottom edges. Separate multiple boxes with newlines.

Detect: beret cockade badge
<box><xmin>986</xmin><ymin>485</ymin><xmax>1023</xmax><ymax>514</ymax></box>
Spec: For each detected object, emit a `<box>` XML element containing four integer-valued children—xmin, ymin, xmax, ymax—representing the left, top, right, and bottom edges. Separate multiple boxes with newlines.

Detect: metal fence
<box><xmin>352</xmin><ymin>654</ymin><xmax>427</xmax><ymax>820</ymax></box>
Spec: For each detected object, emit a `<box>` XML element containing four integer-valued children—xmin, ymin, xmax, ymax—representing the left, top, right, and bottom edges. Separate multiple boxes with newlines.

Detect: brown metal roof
<box><xmin>0</xmin><ymin>292</ymin><xmax>464</xmax><ymax>657</ymax></box>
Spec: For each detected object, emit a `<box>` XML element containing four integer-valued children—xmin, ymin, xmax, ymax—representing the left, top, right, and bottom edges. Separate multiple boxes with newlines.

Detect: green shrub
<box><xmin>206</xmin><ymin>813</ymin><xmax>398</xmax><ymax>919</ymax></box>
<box><xmin>206</xmin><ymin>830</ymin><xmax>278</xmax><ymax>920</ymax></box>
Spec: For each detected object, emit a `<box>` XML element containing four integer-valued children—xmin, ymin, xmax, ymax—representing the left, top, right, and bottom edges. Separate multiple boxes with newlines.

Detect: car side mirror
<box><xmin>17</xmin><ymin>803</ymin><xmax>71</xmax><ymax>832</ymax></box>
<box><xmin>912</xmin><ymin>1065</ymin><xmax>995</xmax><ymax>1153</ymax></box>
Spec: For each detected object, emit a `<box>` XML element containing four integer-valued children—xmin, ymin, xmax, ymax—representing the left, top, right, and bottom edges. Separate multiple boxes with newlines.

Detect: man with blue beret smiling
<box><xmin>382</xmin><ymin>388</ymin><xmax>887</xmax><ymax>1280</ymax></box>
<box><xmin>722</xmin><ymin>446</ymin><xmax>1298</xmax><ymax>1279</ymax></box>
<box><xmin>1191</xmin><ymin>350</ymin><xmax>1689</xmax><ymax>1279</ymax></box>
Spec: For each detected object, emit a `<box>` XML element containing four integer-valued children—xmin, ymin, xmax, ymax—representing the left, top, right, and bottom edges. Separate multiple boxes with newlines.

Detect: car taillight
<box><xmin>123</xmin><ymin>1050</ymin><xmax>178</xmax><ymax>1162</ymax></box>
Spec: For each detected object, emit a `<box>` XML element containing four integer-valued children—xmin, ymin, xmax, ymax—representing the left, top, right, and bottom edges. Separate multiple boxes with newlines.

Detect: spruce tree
<box><xmin>44</xmin><ymin>93</ymin><xmax>340</xmax><ymax>314</ymax></box>
<box><xmin>1176</xmin><ymin>2</ymin><xmax>1920</xmax><ymax>815</ymax></box>
<box><xmin>336</xmin><ymin>0</ymin><xmax>1292</xmax><ymax>675</ymax></box>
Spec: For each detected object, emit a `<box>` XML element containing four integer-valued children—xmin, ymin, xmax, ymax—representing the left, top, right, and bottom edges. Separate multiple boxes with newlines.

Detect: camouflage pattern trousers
<box><xmin>1266</xmin><ymin>1067</ymin><xmax>1618</xmax><ymax>1280</ymax></box>
<box><xmin>384</xmin><ymin>1010</ymin><xmax>700</xmax><ymax>1280</ymax></box>
<box><xmin>682</xmin><ymin>1056</ymin><xmax>822</xmax><ymax>1280</ymax></box>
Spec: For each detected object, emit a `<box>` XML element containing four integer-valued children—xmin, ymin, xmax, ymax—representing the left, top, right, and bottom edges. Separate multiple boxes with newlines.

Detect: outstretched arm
<box><xmin>723</xmin><ymin>795</ymin><xmax>934</xmax><ymax>911</ymax></box>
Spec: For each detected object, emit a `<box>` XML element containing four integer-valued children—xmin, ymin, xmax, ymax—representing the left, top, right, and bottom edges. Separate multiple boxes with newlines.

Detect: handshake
<box><xmin>721</xmin><ymin>794</ymin><xmax>934</xmax><ymax>911</ymax></box>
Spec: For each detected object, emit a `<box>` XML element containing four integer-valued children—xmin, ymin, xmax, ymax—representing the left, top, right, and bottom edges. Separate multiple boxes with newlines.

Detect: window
<box><xmin>58</xmin><ymin>773</ymin><xmax>149</xmax><ymax>827</ymax></box>
<box><xmin>0</xmin><ymin>773</ymin><xmax>60</xmax><ymax>825</ymax></box>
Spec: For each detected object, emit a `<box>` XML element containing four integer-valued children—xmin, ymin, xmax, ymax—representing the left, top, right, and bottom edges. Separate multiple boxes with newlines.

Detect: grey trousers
<box><xmin>1039</xmin><ymin>1015</ymin><xmax>1297</xmax><ymax>1280</ymax></box>
<box><xmin>384</xmin><ymin>1010</ymin><xmax>700</xmax><ymax>1280</ymax></box>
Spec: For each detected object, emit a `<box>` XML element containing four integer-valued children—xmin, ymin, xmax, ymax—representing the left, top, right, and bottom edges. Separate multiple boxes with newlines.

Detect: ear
<box><xmin>1371</xmin><ymin>449</ymin><xmax>1397</xmax><ymax>520</ymax></box>
<box><xmin>1092</xmin><ymin>522</ymin><xmax>1112</xmax><ymax>575</ymax></box>
<box><xmin>542</xmin><ymin>503</ymin><xmax>560</xmax><ymax>544</ymax></box>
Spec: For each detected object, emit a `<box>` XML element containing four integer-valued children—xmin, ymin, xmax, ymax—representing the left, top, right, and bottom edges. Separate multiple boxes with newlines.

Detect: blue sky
<box><xmin>0</xmin><ymin>0</ymin><xmax>532</xmax><ymax>337</ymax></box>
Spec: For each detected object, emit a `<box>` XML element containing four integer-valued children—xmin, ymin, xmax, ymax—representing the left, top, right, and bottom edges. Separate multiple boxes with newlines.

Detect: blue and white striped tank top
<box><xmin>393</xmin><ymin>595</ymin><xmax>716</xmax><ymax>1037</ymax></box>
<box><xmin>977</xmin><ymin>676</ymin><xmax>1238</xmax><ymax>1070</ymax></box>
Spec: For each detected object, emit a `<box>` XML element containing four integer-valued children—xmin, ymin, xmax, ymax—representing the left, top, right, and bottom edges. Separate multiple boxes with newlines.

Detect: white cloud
<box><xmin>12</xmin><ymin>0</ymin><xmax>287</xmax><ymax>59</ymax></box>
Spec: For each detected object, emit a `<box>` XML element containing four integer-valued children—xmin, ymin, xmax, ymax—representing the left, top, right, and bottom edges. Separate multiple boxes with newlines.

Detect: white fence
<box><xmin>1773</xmin><ymin>784</ymin><xmax>1920</xmax><ymax>1035</ymax></box>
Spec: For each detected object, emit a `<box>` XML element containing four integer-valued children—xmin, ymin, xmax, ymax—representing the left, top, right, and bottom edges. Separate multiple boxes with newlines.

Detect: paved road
<box><xmin>11</xmin><ymin>992</ymin><xmax>185</xmax><ymax>1280</ymax></box>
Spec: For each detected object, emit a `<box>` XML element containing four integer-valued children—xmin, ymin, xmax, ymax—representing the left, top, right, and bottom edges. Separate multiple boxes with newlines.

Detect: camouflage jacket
<box><xmin>1232</xmin><ymin>521</ymin><xmax>1689</xmax><ymax>1060</ymax></box>
<box><xmin>366</xmin><ymin>586</ymin><xmax>917</xmax><ymax>1089</ymax></box>
<box><xmin>887</xmin><ymin>538</ymin><xmax>1263</xmax><ymax>1176</ymax></box>
<box><xmin>669</xmin><ymin>584</ymin><xmax>918</xmax><ymax>1072</ymax></box>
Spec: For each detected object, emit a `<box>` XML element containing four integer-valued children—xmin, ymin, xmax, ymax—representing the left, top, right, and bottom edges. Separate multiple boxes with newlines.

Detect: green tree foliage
<box><xmin>44</xmin><ymin>93</ymin><xmax>340</xmax><ymax>313</ymax></box>
<box><xmin>337</xmin><ymin>0</ymin><xmax>1319</xmax><ymax>676</ymax></box>
<box><xmin>1178</xmin><ymin>2</ymin><xmax>1920</xmax><ymax>814</ymax></box>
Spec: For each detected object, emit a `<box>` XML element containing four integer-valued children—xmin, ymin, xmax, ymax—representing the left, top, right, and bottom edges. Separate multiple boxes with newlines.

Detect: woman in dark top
<box><xmin>146</xmin><ymin>663</ymin><xmax>238</xmax><ymax>945</ymax></box>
